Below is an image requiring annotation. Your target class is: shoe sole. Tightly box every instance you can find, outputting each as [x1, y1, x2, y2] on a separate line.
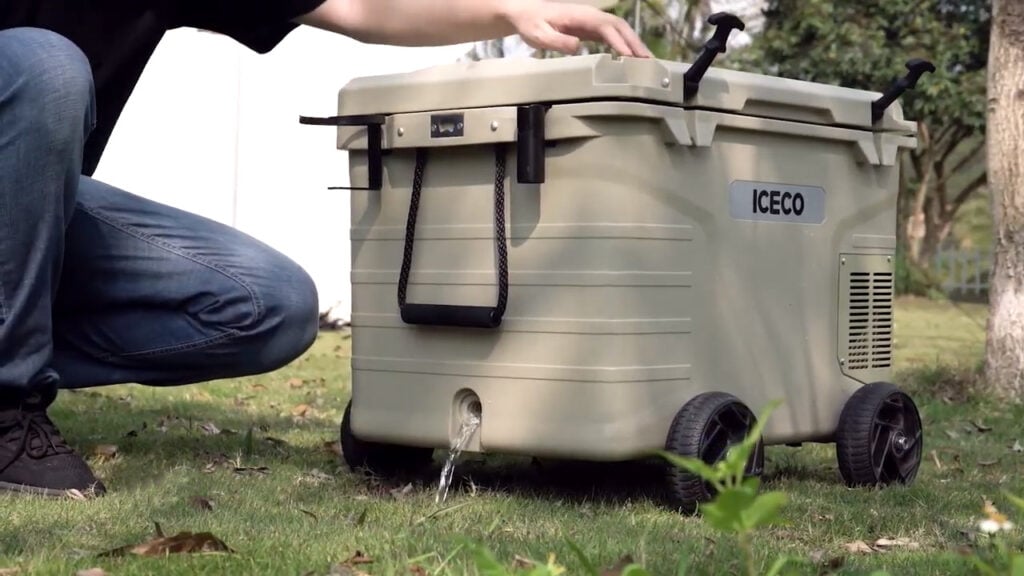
[0, 480, 104, 498]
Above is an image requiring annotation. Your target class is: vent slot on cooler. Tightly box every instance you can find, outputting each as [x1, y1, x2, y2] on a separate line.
[840, 255, 895, 382]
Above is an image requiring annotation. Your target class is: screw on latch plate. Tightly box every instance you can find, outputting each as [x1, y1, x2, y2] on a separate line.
[661, 77, 671, 88]
[397, 127, 405, 137]
[490, 121, 499, 131]
[840, 358, 846, 366]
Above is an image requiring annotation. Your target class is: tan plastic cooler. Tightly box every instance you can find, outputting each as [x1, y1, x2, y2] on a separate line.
[303, 17, 932, 511]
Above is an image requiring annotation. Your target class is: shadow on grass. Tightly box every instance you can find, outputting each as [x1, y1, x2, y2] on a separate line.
[47, 389, 346, 496]
[48, 388, 845, 507]
[346, 444, 843, 510]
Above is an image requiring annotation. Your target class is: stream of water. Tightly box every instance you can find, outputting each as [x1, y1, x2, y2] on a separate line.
[435, 412, 481, 504]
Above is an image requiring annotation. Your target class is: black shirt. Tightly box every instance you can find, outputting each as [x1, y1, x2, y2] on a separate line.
[0, 0, 327, 175]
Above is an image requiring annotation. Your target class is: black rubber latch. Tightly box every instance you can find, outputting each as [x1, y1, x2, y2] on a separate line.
[683, 12, 745, 101]
[517, 104, 547, 184]
[299, 114, 387, 191]
[871, 58, 936, 123]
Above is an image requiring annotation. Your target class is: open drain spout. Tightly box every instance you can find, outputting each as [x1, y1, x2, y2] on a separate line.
[436, 400, 482, 504]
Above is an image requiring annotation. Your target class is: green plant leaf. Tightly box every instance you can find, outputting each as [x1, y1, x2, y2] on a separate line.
[741, 492, 789, 531]
[564, 539, 599, 576]
[700, 487, 758, 533]
[1004, 492, 1024, 514]
[675, 555, 690, 576]
[659, 450, 723, 486]
[466, 542, 510, 576]
[1012, 555, 1024, 576]
[764, 556, 789, 576]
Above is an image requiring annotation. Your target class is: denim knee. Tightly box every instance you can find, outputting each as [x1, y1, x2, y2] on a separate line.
[0, 27, 96, 144]
[235, 253, 320, 373]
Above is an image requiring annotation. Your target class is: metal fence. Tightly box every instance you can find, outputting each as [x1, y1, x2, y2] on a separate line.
[932, 246, 992, 298]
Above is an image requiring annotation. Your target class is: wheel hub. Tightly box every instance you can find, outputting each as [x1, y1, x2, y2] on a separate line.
[892, 430, 910, 456]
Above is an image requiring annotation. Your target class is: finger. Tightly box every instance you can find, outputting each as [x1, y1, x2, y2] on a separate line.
[598, 22, 634, 56]
[534, 22, 583, 54]
[613, 18, 654, 57]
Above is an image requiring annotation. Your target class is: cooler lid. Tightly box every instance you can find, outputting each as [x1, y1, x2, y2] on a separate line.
[335, 53, 918, 134]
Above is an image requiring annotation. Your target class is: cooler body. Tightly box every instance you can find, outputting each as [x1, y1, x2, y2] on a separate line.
[335, 55, 916, 460]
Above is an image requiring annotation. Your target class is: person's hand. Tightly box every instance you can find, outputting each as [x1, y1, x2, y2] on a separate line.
[504, 0, 654, 58]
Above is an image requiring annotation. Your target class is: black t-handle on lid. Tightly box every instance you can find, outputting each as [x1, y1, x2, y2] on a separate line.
[871, 58, 936, 123]
[683, 12, 745, 100]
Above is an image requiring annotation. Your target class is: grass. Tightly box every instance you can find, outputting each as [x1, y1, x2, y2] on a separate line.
[2, 297, 1023, 576]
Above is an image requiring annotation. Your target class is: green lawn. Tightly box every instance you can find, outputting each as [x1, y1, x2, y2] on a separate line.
[2, 297, 1022, 576]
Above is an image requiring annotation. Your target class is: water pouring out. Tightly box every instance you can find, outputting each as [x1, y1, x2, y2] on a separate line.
[436, 398, 482, 504]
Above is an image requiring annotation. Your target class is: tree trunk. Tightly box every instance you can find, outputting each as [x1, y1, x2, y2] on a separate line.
[984, 0, 1024, 400]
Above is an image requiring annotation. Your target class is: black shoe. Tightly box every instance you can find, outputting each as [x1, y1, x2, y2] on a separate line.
[0, 389, 106, 498]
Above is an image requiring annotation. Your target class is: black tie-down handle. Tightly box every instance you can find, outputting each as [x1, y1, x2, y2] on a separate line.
[397, 146, 510, 329]
[298, 114, 385, 190]
[871, 58, 936, 123]
[684, 12, 745, 100]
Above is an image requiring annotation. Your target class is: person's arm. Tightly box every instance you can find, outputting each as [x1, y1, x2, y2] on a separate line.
[293, 0, 652, 57]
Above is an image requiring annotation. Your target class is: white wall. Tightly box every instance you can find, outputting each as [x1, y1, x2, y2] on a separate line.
[93, 27, 471, 319]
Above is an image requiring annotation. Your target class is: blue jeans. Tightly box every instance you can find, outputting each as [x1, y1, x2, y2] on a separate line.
[0, 28, 320, 399]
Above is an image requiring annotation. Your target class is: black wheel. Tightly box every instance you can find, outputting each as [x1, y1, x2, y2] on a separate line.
[836, 382, 923, 487]
[340, 401, 434, 475]
[664, 392, 764, 514]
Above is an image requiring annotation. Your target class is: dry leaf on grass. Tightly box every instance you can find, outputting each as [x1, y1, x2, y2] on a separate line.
[844, 537, 920, 554]
[978, 458, 1001, 466]
[233, 465, 270, 477]
[189, 496, 215, 511]
[972, 421, 993, 433]
[92, 445, 119, 461]
[100, 525, 234, 557]
[408, 565, 428, 576]
[872, 537, 920, 551]
[292, 404, 311, 418]
[288, 377, 305, 389]
[1012, 440, 1023, 453]
[297, 469, 333, 486]
[199, 422, 221, 436]
[75, 569, 107, 576]
[251, 383, 268, 391]
[512, 555, 535, 570]
[843, 541, 874, 554]
[0, 568, 21, 576]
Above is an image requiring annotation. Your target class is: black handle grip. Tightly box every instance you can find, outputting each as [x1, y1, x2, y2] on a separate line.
[683, 12, 745, 100]
[396, 147, 510, 329]
[871, 58, 936, 123]
[400, 304, 502, 328]
[299, 114, 386, 191]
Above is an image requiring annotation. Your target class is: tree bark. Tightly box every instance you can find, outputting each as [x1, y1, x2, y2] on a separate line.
[984, 0, 1024, 400]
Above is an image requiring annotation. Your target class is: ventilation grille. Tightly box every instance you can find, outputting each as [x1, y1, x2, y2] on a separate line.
[845, 270, 894, 370]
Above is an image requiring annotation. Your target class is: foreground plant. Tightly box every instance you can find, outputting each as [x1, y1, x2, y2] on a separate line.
[660, 399, 789, 576]
[969, 494, 1024, 576]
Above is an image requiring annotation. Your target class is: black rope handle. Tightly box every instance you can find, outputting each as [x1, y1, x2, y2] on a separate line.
[397, 145, 509, 328]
